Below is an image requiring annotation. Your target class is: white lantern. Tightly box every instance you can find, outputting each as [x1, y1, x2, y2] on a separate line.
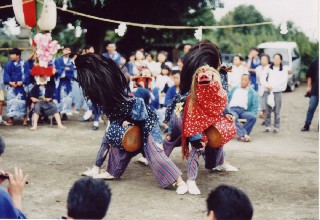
[37, 0, 57, 31]
[12, 0, 27, 28]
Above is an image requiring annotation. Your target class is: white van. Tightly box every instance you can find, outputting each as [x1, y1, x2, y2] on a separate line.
[258, 41, 301, 91]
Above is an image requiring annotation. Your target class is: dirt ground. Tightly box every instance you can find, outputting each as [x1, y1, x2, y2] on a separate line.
[0, 85, 318, 220]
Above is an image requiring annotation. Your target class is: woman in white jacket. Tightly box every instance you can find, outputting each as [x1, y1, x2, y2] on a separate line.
[260, 53, 288, 133]
[256, 54, 270, 119]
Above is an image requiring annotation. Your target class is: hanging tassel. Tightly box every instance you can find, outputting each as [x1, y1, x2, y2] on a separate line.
[194, 26, 203, 41]
[115, 22, 127, 37]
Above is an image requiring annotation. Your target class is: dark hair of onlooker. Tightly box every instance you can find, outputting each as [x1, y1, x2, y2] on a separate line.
[67, 177, 111, 220]
[180, 39, 221, 94]
[161, 65, 172, 75]
[250, 47, 260, 54]
[207, 185, 253, 220]
[9, 48, 22, 56]
[84, 45, 94, 51]
[0, 136, 5, 156]
[145, 52, 154, 60]
[259, 53, 271, 64]
[233, 55, 244, 61]
[270, 53, 283, 71]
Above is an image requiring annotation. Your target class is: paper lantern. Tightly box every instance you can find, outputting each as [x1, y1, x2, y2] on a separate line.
[37, 0, 57, 31]
[12, 0, 36, 29]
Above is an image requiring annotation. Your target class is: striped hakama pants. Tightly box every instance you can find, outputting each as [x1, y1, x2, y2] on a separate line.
[163, 113, 225, 180]
[106, 135, 182, 188]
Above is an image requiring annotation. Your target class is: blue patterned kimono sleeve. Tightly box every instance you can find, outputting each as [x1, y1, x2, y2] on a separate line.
[131, 97, 148, 121]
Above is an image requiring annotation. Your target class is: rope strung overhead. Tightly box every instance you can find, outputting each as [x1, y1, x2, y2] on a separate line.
[0, 1, 273, 30]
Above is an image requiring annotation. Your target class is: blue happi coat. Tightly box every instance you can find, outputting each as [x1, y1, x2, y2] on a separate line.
[3, 59, 29, 118]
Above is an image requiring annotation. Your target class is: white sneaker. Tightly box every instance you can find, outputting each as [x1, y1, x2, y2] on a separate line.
[94, 170, 114, 180]
[213, 163, 238, 172]
[187, 180, 201, 195]
[265, 127, 271, 132]
[138, 157, 149, 166]
[66, 112, 73, 116]
[273, 128, 279, 133]
[176, 181, 188, 195]
[81, 166, 100, 177]
[83, 110, 93, 121]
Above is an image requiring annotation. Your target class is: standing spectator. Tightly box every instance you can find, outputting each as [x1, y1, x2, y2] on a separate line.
[0, 136, 28, 219]
[228, 55, 249, 90]
[54, 45, 75, 120]
[301, 57, 319, 131]
[102, 42, 121, 65]
[0, 65, 6, 124]
[132, 50, 146, 75]
[64, 177, 111, 219]
[246, 47, 261, 91]
[144, 52, 157, 75]
[228, 74, 258, 142]
[261, 53, 288, 133]
[205, 185, 253, 220]
[164, 68, 180, 106]
[255, 54, 270, 119]
[3, 48, 29, 126]
[181, 43, 192, 61]
[126, 52, 136, 76]
[154, 51, 173, 76]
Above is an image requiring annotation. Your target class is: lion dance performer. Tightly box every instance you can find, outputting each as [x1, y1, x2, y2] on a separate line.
[75, 54, 188, 194]
[163, 40, 237, 195]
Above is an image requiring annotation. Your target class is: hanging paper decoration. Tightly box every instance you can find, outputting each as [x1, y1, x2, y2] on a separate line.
[2, 18, 21, 36]
[115, 22, 127, 37]
[280, 21, 288, 35]
[37, 0, 57, 31]
[33, 33, 60, 68]
[12, 0, 37, 29]
[62, 0, 68, 10]
[75, 25, 82, 37]
[194, 26, 202, 41]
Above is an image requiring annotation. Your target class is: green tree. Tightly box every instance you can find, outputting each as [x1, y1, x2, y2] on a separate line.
[211, 4, 318, 70]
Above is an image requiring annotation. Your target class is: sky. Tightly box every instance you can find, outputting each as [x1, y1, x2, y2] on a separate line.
[214, 0, 319, 41]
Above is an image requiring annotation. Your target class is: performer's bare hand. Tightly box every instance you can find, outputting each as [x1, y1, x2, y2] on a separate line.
[122, 120, 130, 127]
[16, 81, 23, 87]
[8, 167, 28, 210]
[225, 114, 235, 122]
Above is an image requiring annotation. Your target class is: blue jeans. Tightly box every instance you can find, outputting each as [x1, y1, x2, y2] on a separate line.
[305, 96, 319, 126]
[89, 105, 101, 122]
[230, 107, 257, 137]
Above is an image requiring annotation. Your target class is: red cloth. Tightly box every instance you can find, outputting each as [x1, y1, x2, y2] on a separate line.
[23, 0, 36, 28]
[31, 66, 54, 77]
[182, 82, 236, 158]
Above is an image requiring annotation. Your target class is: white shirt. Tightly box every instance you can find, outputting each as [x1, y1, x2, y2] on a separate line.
[228, 65, 249, 89]
[261, 65, 288, 92]
[229, 87, 249, 110]
[255, 65, 269, 95]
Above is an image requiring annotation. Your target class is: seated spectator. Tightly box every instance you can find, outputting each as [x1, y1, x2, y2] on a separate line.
[228, 55, 249, 90]
[0, 65, 6, 125]
[0, 136, 28, 219]
[228, 74, 258, 142]
[64, 177, 111, 219]
[164, 67, 180, 106]
[206, 185, 253, 220]
[29, 75, 66, 131]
